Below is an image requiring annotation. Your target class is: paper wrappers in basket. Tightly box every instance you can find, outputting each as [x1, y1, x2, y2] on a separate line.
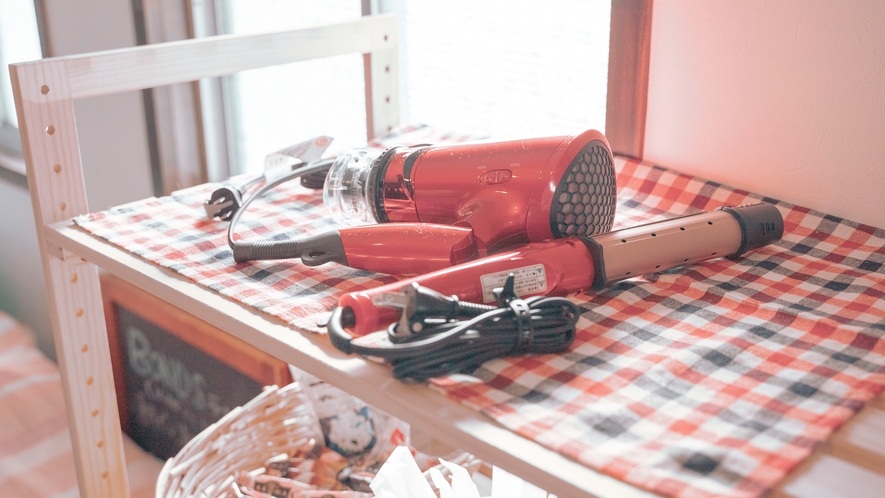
[155, 383, 319, 498]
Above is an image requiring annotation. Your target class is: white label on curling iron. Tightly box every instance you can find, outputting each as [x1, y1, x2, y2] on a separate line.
[480, 264, 547, 303]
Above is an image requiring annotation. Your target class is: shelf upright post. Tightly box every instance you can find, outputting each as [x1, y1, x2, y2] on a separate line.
[364, 15, 400, 139]
[11, 59, 131, 498]
[9, 15, 398, 498]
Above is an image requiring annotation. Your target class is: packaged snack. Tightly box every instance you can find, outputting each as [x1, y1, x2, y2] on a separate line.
[236, 471, 312, 498]
[294, 491, 372, 497]
[299, 372, 377, 458]
[240, 488, 274, 498]
[336, 466, 375, 493]
[310, 447, 350, 489]
[288, 366, 414, 469]
[265, 453, 293, 477]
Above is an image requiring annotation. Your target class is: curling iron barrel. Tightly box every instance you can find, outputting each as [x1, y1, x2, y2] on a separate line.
[333, 203, 785, 337]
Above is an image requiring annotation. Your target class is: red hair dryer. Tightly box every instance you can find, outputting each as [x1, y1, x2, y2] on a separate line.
[232, 130, 617, 274]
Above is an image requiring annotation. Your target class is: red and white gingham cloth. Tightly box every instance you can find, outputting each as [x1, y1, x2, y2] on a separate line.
[75, 126, 885, 498]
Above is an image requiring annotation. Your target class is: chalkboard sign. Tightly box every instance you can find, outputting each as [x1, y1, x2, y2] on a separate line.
[101, 275, 292, 460]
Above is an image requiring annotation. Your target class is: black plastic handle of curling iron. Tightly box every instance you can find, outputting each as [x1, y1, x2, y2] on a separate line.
[717, 203, 785, 258]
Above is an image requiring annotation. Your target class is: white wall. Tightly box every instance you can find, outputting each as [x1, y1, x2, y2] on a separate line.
[0, 177, 54, 356]
[42, 0, 155, 210]
[644, 0, 885, 228]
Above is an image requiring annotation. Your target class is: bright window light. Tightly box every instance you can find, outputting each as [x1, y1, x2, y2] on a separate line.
[223, 0, 365, 174]
[222, 0, 610, 174]
[390, 0, 610, 140]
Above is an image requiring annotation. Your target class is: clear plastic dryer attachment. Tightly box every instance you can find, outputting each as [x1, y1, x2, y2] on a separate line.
[323, 148, 382, 226]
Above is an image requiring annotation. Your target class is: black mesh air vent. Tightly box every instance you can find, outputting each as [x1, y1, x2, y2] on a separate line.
[550, 140, 617, 238]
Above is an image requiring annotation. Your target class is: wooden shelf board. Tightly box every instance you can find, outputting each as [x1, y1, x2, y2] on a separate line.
[44, 218, 885, 498]
[45, 220, 655, 498]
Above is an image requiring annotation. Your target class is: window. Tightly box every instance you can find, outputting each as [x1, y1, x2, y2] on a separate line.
[387, 0, 610, 140]
[214, 0, 612, 175]
[0, 0, 42, 168]
[218, 0, 366, 174]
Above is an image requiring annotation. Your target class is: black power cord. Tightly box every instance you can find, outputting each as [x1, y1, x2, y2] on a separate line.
[327, 292, 580, 381]
[226, 160, 338, 263]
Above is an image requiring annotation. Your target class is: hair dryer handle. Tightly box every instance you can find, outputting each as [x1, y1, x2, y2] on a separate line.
[339, 223, 479, 276]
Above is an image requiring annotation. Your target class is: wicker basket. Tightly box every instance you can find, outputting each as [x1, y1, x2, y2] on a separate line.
[155, 383, 320, 498]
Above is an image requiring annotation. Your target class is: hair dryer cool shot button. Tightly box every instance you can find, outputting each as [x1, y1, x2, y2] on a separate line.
[480, 169, 513, 185]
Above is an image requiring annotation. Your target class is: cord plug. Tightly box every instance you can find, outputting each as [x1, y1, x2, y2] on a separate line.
[373, 282, 493, 343]
[493, 274, 519, 306]
[204, 186, 243, 220]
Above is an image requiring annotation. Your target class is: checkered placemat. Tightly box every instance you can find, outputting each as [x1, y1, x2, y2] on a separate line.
[75, 129, 885, 498]
[76, 125, 485, 333]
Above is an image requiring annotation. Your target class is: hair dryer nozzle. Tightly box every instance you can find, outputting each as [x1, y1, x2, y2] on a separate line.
[323, 148, 386, 226]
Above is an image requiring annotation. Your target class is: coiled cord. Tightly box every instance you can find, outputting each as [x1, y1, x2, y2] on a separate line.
[327, 296, 580, 380]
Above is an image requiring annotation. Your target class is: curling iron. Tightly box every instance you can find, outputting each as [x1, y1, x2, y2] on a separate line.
[227, 130, 618, 275]
[325, 203, 784, 379]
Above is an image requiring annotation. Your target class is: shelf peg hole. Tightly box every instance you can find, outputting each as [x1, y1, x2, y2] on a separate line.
[70, 273, 78, 283]
[75, 308, 84, 317]
[708, 221, 713, 225]
[385, 65, 390, 72]
[655, 265, 661, 269]
[41, 85, 50, 94]
[53, 164, 62, 174]
[81, 344, 89, 353]
[86, 376, 94, 386]
[651, 233, 656, 237]
[621, 239, 627, 243]
[101, 471, 108, 479]
[384, 34, 388, 41]
[712, 252, 717, 256]
[91, 409, 99, 417]
[45, 125, 55, 135]
[96, 440, 104, 448]
[625, 271, 632, 276]
[680, 227, 685, 231]
[59, 202, 66, 211]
